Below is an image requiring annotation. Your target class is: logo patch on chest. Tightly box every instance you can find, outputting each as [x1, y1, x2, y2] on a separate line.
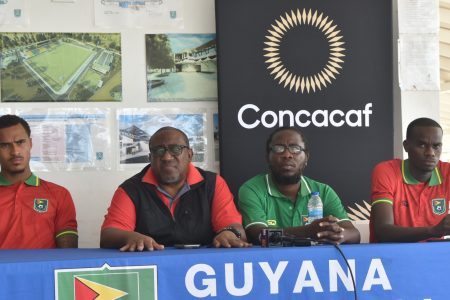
[34, 198, 48, 213]
[431, 198, 446, 215]
[267, 220, 277, 226]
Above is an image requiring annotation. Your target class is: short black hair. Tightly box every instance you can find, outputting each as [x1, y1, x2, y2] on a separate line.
[148, 126, 190, 150]
[266, 126, 308, 154]
[406, 118, 442, 140]
[0, 114, 31, 137]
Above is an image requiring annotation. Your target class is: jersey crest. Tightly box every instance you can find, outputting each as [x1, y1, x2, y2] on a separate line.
[431, 198, 446, 215]
[34, 198, 48, 213]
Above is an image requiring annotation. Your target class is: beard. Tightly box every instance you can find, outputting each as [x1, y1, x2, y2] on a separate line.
[270, 167, 301, 185]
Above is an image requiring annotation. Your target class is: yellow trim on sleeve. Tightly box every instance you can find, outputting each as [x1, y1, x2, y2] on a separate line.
[372, 199, 393, 206]
[55, 230, 78, 239]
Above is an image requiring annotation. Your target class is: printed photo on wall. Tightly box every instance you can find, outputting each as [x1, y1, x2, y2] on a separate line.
[146, 34, 217, 102]
[0, 32, 122, 102]
[117, 108, 207, 167]
[15, 107, 112, 171]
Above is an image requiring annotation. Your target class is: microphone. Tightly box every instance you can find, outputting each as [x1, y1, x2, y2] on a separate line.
[260, 228, 317, 247]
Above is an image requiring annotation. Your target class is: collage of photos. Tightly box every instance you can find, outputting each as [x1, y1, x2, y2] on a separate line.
[0, 30, 219, 171]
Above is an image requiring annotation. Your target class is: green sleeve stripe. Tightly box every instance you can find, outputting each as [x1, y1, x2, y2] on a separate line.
[55, 230, 78, 239]
[245, 221, 268, 229]
[372, 199, 393, 205]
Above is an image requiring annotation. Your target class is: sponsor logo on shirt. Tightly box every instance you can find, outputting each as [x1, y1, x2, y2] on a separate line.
[302, 215, 309, 225]
[267, 220, 277, 226]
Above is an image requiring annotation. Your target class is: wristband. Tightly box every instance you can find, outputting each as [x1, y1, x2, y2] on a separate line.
[216, 226, 241, 239]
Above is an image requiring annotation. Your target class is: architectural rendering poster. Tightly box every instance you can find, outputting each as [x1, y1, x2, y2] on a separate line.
[146, 34, 217, 102]
[16, 108, 111, 171]
[0, 32, 122, 102]
[0, 0, 29, 26]
[94, 0, 183, 29]
[118, 108, 206, 167]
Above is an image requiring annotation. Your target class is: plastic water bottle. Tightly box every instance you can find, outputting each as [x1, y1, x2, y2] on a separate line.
[307, 192, 323, 224]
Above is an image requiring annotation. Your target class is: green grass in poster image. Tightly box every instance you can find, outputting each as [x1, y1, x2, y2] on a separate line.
[0, 32, 122, 102]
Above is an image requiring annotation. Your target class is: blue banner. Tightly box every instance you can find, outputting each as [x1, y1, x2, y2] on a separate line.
[0, 243, 449, 299]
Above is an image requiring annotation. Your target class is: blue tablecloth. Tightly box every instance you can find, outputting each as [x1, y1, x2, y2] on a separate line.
[1, 242, 449, 299]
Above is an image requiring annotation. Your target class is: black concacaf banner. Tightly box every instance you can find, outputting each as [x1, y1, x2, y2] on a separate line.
[216, 0, 392, 215]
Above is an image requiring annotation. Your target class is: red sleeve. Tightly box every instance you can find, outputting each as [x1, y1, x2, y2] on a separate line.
[101, 187, 136, 231]
[55, 187, 77, 233]
[371, 161, 396, 203]
[211, 175, 242, 232]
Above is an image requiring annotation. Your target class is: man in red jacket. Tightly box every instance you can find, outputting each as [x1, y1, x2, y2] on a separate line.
[101, 126, 250, 251]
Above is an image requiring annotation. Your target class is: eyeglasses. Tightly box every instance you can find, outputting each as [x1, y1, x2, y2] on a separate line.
[150, 144, 189, 157]
[270, 144, 305, 154]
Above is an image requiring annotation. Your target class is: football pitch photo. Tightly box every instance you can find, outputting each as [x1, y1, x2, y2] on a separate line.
[0, 32, 122, 102]
[26, 43, 94, 92]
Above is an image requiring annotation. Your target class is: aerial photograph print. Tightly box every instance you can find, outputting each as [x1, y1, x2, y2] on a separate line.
[0, 32, 122, 102]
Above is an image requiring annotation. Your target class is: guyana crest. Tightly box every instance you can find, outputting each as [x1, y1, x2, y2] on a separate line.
[431, 198, 446, 215]
[34, 199, 48, 213]
[55, 263, 157, 300]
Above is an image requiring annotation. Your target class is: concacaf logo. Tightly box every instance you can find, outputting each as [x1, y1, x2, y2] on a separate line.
[264, 9, 345, 94]
[55, 263, 157, 300]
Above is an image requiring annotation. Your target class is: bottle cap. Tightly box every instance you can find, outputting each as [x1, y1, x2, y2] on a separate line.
[311, 191, 320, 196]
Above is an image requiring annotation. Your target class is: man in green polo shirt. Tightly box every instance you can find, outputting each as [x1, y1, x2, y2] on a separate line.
[238, 127, 360, 245]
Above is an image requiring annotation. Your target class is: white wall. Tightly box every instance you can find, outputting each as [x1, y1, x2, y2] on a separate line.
[393, 0, 440, 158]
[0, 0, 218, 247]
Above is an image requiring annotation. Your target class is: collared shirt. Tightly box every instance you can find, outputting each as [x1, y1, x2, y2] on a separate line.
[102, 163, 242, 233]
[370, 159, 450, 242]
[157, 182, 190, 205]
[238, 173, 350, 229]
[0, 173, 77, 249]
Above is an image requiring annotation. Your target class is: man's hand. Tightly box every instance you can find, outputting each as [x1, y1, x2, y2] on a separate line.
[212, 230, 251, 248]
[431, 215, 450, 238]
[119, 231, 165, 252]
[308, 216, 345, 244]
[100, 228, 164, 251]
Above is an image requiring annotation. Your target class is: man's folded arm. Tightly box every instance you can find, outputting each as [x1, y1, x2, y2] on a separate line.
[371, 200, 443, 242]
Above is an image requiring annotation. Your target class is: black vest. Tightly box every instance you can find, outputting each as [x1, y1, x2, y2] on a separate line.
[120, 165, 216, 246]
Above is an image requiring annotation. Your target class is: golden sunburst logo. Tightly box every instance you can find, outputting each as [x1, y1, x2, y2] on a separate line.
[264, 9, 345, 94]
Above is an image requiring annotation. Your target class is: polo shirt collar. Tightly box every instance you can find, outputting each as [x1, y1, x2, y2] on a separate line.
[402, 159, 442, 186]
[0, 173, 40, 186]
[265, 174, 312, 198]
[142, 163, 204, 186]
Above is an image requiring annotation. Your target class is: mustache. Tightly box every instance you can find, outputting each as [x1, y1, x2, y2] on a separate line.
[10, 155, 23, 160]
[160, 161, 177, 166]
